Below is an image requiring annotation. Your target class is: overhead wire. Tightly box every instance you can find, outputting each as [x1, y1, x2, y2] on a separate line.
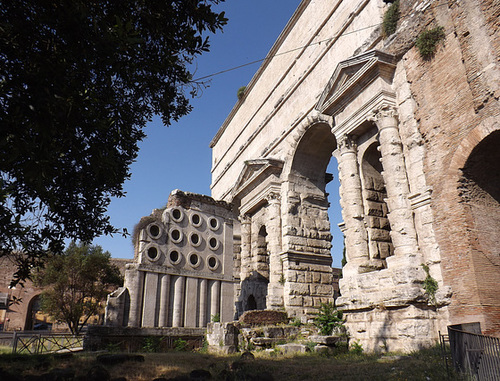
[187, 1, 453, 84]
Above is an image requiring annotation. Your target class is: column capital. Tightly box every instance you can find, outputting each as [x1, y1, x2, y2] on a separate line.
[267, 191, 281, 203]
[369, 105, 399, 129]
[338, 135, 358, 154]
[239, 214, 251, 224]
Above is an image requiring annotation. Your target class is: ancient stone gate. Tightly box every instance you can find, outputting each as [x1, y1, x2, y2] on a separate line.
[210, 0, 500, 352]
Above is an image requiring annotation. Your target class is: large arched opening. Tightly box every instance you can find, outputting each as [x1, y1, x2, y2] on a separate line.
[459, 130, 500, 335]
[287, 121, 340, 264]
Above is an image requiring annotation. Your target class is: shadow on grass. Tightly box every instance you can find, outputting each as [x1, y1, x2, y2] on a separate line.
[0, 345, 457, 381]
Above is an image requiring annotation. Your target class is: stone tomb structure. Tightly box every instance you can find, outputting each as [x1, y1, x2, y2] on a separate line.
[210, 0, 500, 352]
[106, 190, 235, 328]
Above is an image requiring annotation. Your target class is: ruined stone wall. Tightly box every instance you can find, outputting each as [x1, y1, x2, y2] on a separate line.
[394, 0, 500, 336]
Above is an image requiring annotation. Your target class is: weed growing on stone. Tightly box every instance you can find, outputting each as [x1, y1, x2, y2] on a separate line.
[422, 263, 439, 305]
[382, 0, 400, 37]
[416, 26, 446, 60]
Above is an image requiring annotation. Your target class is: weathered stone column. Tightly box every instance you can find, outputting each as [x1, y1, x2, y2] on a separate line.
[371, 106, 420, 258]
[266, 192, 284, 309]
[126, 267, 144, 327]
[172, 275, 185, 327]
[199, 278, 208, 327]
[239, 215, 252, 280]
[210, 280, 221, 319]
[158, 274, 171, 327]
[336, 135, 369, 274]
[142, 272, 159, 327]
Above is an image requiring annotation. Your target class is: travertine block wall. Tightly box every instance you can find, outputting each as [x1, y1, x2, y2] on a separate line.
[106, 190, 235, 328]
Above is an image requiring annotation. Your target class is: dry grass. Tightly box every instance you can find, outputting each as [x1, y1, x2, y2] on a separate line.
[0, 345, 456, 380]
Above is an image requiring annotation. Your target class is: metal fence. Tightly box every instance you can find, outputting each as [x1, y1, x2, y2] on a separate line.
[12, 332, 84, 354]
[448, 326, 500, 380]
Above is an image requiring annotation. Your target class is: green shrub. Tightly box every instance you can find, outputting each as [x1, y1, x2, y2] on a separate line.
[142, 336, 163, 353]
[313, 302, 345, 336]
[415, 26, 445, 60]
[382, 0, 400, 37]
[422, 263, 439, 305]
[237, 86, 246, 100]
[211, 313, 220, 323]
[290, 317, 302, 327]
[350, 340, 363, 355]
[173, 338, 188, 352]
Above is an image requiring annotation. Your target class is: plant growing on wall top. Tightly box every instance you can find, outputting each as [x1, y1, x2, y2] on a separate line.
[416, 26, 446, 60]
[382, 0, 400, 37]
[237, 86, 246, 100]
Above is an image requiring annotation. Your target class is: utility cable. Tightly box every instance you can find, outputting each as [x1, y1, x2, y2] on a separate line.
[187, 1, 454, 84]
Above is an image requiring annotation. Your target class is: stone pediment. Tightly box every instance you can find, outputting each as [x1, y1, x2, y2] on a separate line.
[231, 158, 284, 201]
[316, 50, 397, 117]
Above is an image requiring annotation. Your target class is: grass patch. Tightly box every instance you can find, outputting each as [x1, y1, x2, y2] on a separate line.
[0, 345, 456, 380]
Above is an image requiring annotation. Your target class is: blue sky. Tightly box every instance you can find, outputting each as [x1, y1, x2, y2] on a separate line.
[93, 0, 344, 268]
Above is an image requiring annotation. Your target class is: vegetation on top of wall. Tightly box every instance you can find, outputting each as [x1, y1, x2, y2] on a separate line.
[382, 0, 400, 37]
[237, 86, 246, 100]
[415, 26, 446, 60]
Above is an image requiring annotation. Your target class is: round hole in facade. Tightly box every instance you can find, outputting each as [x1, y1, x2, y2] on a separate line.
[191, 213, 202, 227]
[207, 256, 218, 271]
[147, 246, 158, 261]
[171, 208, 183, 222]
[148, 224, 161, 239]
[190, 233, 201, 246]
[209, 237, 219, 250]
[169, 250, 181, 265]
[209, 217, 219, 230]
[189, 253, 200, 268]
[170, 229, 182, 243]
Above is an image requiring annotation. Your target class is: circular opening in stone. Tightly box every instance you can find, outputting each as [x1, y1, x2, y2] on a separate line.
[149, 224, 160, 238]
[169, 250, 180, 264]
[207, 256, 218, 270]
[170, 229, 182, 243]
[191, 213, 201, 226]
[209, 217, 219, 230]
[189, 253, 200, 267]
[171, 208, 183, 222]
[190, 233, 200, 246]
[147, 246, 158, 261]
[209, 237, 219, 250]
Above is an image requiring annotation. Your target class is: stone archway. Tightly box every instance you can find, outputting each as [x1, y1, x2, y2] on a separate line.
[458, 130, 500, 335]
[24, 294, 42, 330]
[279, 119, 337, 316]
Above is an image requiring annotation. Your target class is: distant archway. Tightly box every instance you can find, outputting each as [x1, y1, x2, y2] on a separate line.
[247, 295, 257, 311]
[24, 294, 42, 330]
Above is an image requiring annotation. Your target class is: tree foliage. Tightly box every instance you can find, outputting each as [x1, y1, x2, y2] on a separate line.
[0, 0, 227, 282]
[36, 242, 123, 335]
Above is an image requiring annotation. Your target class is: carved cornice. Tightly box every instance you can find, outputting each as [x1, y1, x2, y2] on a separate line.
[231, 158, 284, 201]
[316, 49, 397, 117]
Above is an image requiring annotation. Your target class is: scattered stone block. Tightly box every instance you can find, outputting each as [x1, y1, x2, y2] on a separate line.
[238, 310, 288, 326]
